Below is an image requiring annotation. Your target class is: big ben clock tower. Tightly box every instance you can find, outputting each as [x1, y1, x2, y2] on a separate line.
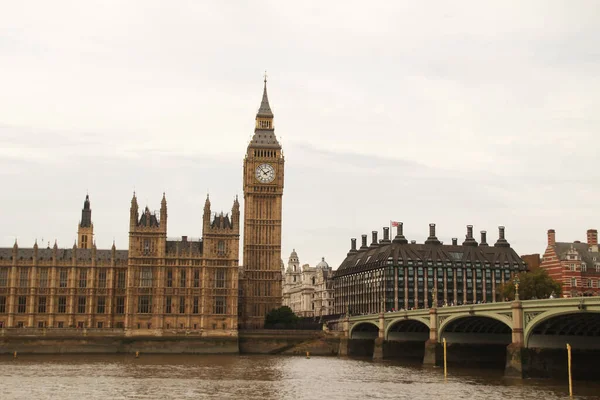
[241, 76, 285, 329]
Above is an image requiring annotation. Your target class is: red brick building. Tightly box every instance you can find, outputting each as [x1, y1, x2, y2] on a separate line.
[540, 229, 600, 297]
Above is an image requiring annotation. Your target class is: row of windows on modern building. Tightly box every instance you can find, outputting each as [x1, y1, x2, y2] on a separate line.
[334, 266, 518, 314]
[0, 268, 228, 289]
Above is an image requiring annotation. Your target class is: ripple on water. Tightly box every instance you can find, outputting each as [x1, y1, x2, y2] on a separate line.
[0, 355, 599, 400]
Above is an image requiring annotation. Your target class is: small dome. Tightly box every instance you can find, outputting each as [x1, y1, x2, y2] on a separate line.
[316, 257, 329, 269]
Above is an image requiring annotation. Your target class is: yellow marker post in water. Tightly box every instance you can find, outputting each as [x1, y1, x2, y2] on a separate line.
[566, 343, 573, 397]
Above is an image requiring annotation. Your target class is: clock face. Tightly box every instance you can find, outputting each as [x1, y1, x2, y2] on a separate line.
[255, 163, 275, 183]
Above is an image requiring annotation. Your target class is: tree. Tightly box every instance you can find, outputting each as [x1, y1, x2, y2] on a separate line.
[264, 306, 299, 328]
[498, 268, 562, 301]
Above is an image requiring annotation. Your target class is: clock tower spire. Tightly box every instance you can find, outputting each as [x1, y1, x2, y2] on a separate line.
[241, 76, 285, 329]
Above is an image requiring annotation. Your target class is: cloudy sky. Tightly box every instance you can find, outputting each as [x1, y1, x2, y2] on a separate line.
[1, 1, 598, 268]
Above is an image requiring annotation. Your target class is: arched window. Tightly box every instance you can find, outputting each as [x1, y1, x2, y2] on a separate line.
[311, 277, 315, 285]
[218, 240, 225, 254]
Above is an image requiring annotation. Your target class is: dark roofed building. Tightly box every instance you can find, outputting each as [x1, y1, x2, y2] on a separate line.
[333, 223, 527, 314]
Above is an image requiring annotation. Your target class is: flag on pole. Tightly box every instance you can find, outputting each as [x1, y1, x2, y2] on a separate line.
[391, 221, 400, 227]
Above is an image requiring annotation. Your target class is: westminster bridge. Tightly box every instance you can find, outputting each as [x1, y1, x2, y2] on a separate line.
[330, 297, 600, 379]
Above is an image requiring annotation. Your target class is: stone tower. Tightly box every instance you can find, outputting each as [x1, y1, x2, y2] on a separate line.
[126, 192, 168, 328]
[77, 194, 94, 249]
[241, 77, 285, 329]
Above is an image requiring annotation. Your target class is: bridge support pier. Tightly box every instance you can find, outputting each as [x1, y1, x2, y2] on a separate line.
[423, 339, 441, 366]
[373, 337, 384, 360]
[338, 337, 349, 357]
[505, 299, 525, 378]
[505, 343, 525, 378]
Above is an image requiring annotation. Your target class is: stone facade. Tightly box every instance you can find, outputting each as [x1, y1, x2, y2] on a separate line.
[282, 250, 334, 317]
[0, 192, 240, 334]
[0, 79, 283, 332]
[240, 79, 285, 329]
[539, 229, 600, 297]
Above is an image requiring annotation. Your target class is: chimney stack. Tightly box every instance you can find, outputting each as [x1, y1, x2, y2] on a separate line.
[393, 222, 408, 244]
[425, 223, 441, 245]
[348, 238, 358, 256]
[494, 226, 510, 247]
[480, 231, 488, 246]
[360, 234, 368, 250]
[587, 229, 598, 246]
[547, 229, 556, 246]
[452, 238, 458, 246]
[371, 231, 378, 246]
[462, 225, 478, 246]
[382, 227, 390, 242]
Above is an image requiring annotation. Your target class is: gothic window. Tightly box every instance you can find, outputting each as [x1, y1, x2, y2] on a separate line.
[98, 270, 107, 288]
[193, 269, 200, 288]
[215, 269, 226, 288]
[165, 296, 172, 313]
[180, 269, 186, 288]
[38, 296, 47, 313]
[115, 297, 125, 314]
[60, 269, 68, 288]
[19, 268, 29, 287]
[79, 269, 87, 288]
[166, 268, 173, 287]
[143, 239, 150, 255]
[193, 297, 199, 314]
[179, 297, 185, 314]
[218, 240, 225, 255]
[141, 267, 152, 287]
[0, 269, 8, 287]
[38, 269, 48, 288]
[214, 296, 225, 314]
[97, 297, 106, 314]
[0, 296, 5, 313]
[311, 277, 315, 285]
[78, 296, 86, 313]
[116, 270, 126, 289]
[17, 296, 26, 313]
[81, 235, 88, 248]
[58, 296, 67, 313]
[138, 296, 151, 313]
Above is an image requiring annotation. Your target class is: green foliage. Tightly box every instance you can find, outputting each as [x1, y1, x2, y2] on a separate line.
[498, 269, 562, 301]
[264, 306, 299, 328]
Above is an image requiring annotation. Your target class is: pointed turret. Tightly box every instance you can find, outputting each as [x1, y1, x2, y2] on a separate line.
[80, 194, 92, 228]
[250, 75, 280, 149]
[256, 77, 273, 118]
[78, 193, 94, 249]
[232, 195, 240, 231]
[130, 192, 139, 230]
[160, 192, 168, 227]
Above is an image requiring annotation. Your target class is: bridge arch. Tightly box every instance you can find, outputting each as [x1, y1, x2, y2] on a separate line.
[439, 313, 512, 345]
[525, 310, 600, 349]
[385, 318, 430, 341]
[349, 322, 379, 339]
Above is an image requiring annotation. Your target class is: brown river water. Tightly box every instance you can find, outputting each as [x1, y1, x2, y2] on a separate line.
[0, 354, 599, 400]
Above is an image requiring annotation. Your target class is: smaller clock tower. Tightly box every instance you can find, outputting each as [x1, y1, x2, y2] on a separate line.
[241, 76, 285, 329]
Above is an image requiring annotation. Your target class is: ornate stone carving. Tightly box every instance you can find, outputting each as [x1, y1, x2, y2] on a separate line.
[524, 312, 541, 326]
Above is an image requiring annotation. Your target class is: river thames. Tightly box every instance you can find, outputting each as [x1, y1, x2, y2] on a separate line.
[1, 354, 598, 400]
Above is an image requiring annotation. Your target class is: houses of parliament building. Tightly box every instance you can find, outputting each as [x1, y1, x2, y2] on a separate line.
[0, 79, 284, 332]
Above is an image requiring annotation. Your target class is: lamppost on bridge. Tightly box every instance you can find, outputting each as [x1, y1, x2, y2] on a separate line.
[513, 276, 520, 301]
